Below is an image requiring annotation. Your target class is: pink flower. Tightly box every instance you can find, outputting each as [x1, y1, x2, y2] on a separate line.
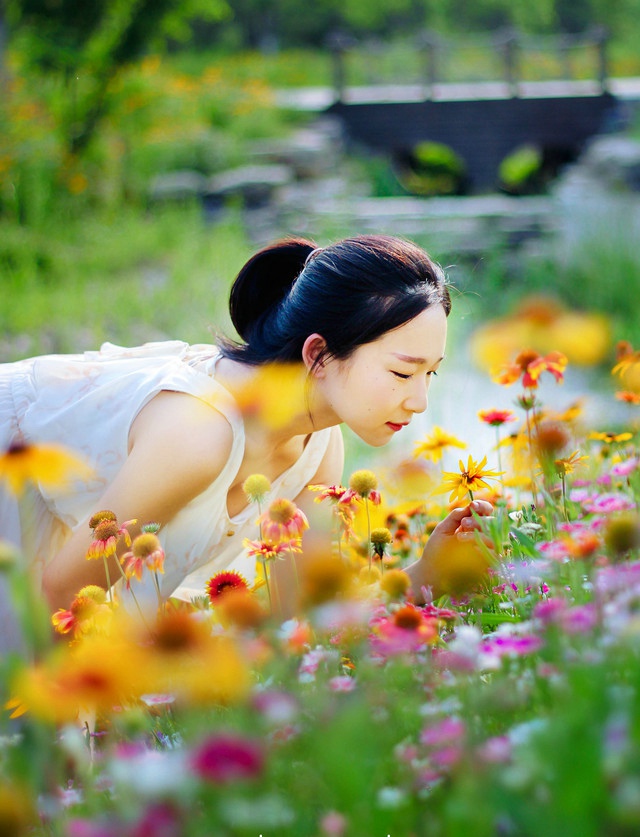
[190, 735, 264, 784]
[259, 498, 309, 543]
[420, 717, 466, 748]
[329, 675, 356, 693]
[611, 458, 639, 477]
[131, 803, 182, 837]
[320, 811, 348, 837]
[476, 735, 512, 764]
[582, 493, 635, 514]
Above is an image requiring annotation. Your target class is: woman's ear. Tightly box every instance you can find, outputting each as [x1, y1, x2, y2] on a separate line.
[302, 333, 328, 376]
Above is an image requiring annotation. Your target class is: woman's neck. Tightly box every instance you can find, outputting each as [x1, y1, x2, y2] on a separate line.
[215, 356, 339, 448]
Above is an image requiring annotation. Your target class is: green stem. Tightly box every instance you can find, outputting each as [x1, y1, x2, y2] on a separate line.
[365, 498, 372, 573]
[261, 556, 272, 614]
[495, 427, 504, 489]
[102, 555, 113, 604]
[114, 558, 151, 631]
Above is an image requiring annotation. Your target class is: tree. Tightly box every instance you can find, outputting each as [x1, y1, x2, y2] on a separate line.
[6, 0, 228, 155]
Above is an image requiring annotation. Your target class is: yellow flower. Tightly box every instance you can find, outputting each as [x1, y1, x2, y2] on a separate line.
[439, 455, 502, 503]
[379, 568, 411, 599]
[554, 450, 588, 476]
[413, 427, 467, 463]
[588, 431, 633, 444]
[0, 441, 92, 497]
[348, 469, 378, 498]
[242, 474, 271, 504]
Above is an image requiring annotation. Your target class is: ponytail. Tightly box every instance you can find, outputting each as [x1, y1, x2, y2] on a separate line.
[228, 237, 316, 342]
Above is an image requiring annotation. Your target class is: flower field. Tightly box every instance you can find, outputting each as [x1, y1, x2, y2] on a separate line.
[1, 340, 640, 837]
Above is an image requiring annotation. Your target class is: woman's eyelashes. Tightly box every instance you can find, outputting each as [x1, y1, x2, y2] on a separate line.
[391, 370, 439, 380]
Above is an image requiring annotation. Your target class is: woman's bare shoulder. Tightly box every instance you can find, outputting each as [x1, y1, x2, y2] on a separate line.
[129, 390, 235, 486]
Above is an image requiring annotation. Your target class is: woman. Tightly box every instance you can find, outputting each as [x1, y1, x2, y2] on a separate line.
[0, 234, 491, 631]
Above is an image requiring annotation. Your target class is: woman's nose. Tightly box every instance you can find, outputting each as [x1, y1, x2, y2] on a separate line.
[404, 378, 429, 414]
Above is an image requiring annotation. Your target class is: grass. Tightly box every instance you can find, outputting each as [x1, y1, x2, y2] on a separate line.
[0, 205, 253, 362]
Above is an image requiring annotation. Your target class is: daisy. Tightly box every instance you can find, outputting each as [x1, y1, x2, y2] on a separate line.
[440, 455, 502, 503]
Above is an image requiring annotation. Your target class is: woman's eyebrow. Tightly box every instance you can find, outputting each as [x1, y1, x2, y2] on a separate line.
[391, 353, 445, 365]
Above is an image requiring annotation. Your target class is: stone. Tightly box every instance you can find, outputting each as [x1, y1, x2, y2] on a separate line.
[579, 136, 640, 191]
[203, 164, 294, 210]
[148, 170, 207, 203]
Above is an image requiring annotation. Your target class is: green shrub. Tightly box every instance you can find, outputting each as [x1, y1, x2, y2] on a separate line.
[499, 144, 543, 194]
[396, 141, 467, 196]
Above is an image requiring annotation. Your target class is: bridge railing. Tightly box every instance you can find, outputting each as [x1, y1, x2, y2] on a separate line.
[327, 27, 610, 101]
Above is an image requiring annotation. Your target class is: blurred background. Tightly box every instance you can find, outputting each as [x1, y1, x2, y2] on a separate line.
[1, 0, 639, 465]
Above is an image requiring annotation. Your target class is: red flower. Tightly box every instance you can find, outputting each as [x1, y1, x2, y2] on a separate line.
[190, 734, 264, 783]
[478, 409, 517, 427]
[206, 570, 250, 603]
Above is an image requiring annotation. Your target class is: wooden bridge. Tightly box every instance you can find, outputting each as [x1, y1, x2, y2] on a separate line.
[292, 29, 628, 192]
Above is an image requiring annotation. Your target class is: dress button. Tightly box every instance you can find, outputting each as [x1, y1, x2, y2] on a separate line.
[226, 529, 235, 537]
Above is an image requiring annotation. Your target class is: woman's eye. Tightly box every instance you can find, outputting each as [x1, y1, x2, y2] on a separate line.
[392, 371, 412, 380]
[427, 370, 439, 377]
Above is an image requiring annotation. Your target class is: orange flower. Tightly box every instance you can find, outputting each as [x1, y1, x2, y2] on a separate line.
[615, 391, 640, 404]
[121, 531, 165, 583]
[86, 516, 136, 561]
[308, 483, 359, 540]
[244, 538, 299, 563]
[51, 585, 110, 638]
[0, 441, 92, 497]
[492, 349, 568, 389]
[439, 455, 502, 503]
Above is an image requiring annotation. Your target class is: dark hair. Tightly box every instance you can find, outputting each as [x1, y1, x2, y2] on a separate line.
[218, 234, 451, 366]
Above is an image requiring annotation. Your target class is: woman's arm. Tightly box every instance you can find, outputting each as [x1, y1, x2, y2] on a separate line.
[41, 391, 234, 612]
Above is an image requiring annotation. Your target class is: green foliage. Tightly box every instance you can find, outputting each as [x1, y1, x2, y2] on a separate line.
[6, 0, 228, 155]
[398, 141, 467, 196]
[499, 144, 543, 194]
[0, 208, 251, 360]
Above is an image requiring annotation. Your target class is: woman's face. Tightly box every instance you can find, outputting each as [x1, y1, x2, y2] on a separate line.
[317, 305, 448, 447]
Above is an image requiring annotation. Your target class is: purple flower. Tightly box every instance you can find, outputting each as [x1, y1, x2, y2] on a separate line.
[481, 634, 543, 657]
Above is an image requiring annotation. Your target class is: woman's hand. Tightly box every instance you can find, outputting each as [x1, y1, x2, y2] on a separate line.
[405, 500, 494, 602]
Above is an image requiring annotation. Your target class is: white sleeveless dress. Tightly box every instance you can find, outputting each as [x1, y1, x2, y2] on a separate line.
[0, 341, 332, 646]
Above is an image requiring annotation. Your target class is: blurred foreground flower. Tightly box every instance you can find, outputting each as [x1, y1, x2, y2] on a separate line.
[234, 362, 308, 430]
[471, 295, 610, 369]
[423, 538, 492, 598]
[413, 426, 467, 463]
[190, 734, 264, 783]
[612, 340, 640, 394]
[0, 441, 92, 496]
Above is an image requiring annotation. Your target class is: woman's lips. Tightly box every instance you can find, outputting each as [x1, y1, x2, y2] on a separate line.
[386, 422, 408, 432]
